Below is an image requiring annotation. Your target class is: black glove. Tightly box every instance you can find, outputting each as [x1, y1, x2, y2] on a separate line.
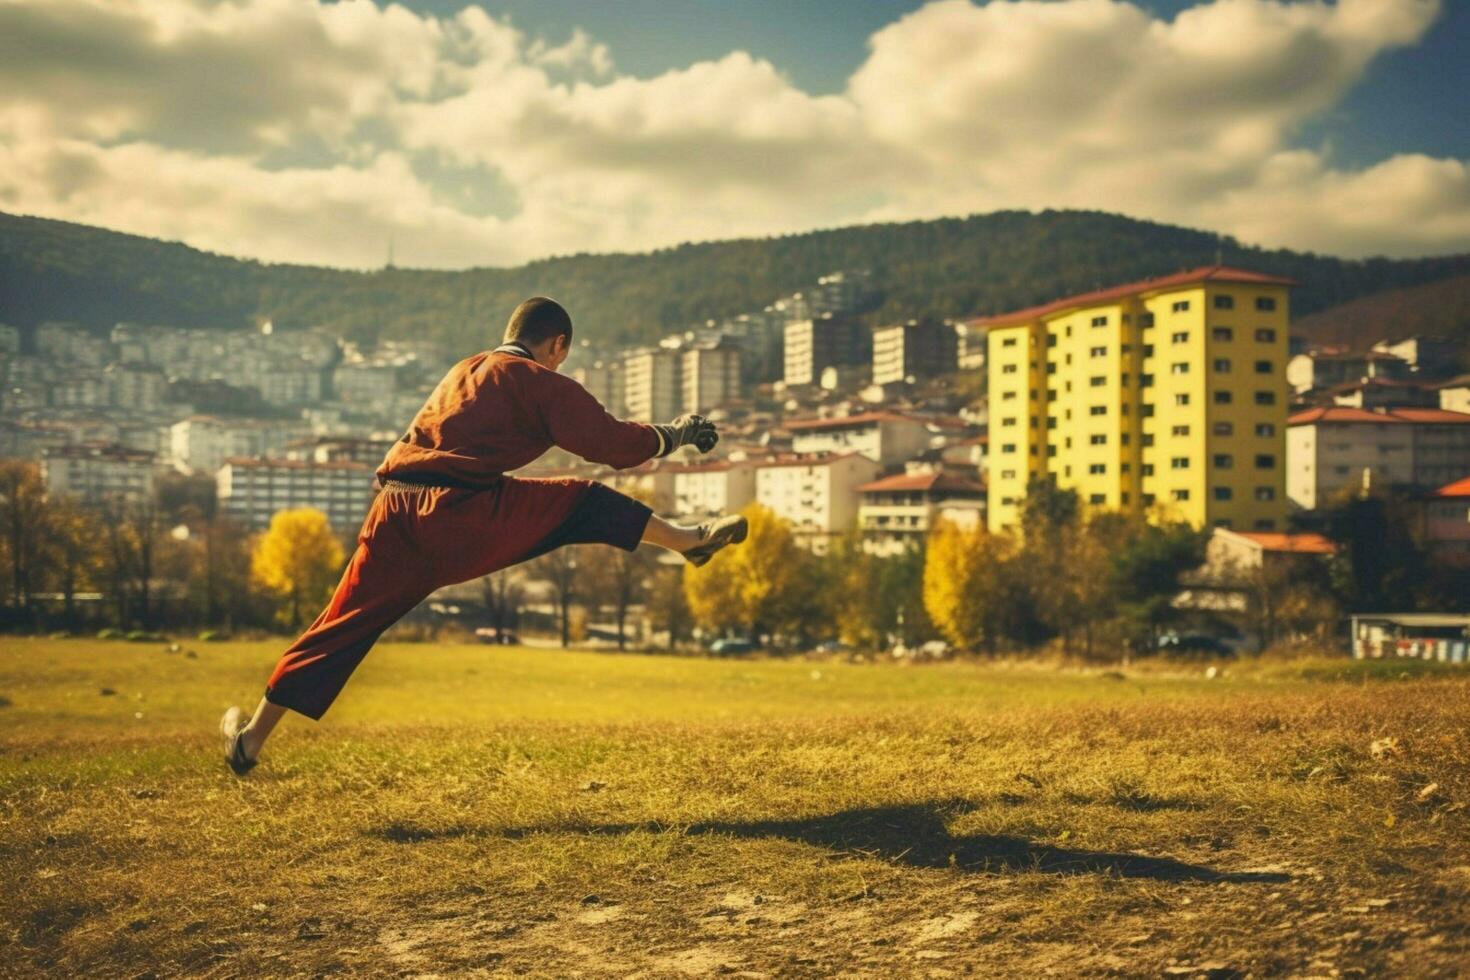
[653, 413, 719, 456]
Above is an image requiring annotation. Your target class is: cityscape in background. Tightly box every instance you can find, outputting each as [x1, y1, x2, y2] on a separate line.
[2, 260, 1468, 645]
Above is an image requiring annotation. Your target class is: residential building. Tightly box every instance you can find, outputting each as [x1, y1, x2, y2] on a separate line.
[1285, 349, 1408, 394]
[1439, 375, 1470, 415]
[955, 322, 987, 371]
[217, 458, 376, 532]
[284, 436, 396, 466]
[333, 363, 399, 406]
[857, 468, 986, 555]
[980, 266, 1294, 532]
[787, 412, 936, 466]
[784, 314, 870, 387]
[805, 270, 874, 317]
[36, 322, 110, 366]
[681, 342, 742, 414]
[622, 348, 681, 422]
[573, 360, 626, 415]
[872, 319, 959, 386]
[50, 371, 110, 408]
[667, 459, 758, 519]
[1372, 335, 1459, 377]
[105, 363, 168, 409]
[1202, 527, 1336, 575]
[1420, 476, 1470, 566]
[41, 443, 159, 503]
[169, 416, 309, 475]
[754, 452, 882, 552]
[259, 369, 325, 407]
[1327, 377, 1439, 409]
[1286, 406, 1470, 509]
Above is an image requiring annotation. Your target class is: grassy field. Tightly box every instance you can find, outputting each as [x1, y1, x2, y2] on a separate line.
[1, 638, 1468, 978]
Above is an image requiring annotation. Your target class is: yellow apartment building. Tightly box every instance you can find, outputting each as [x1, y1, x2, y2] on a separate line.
[980, 266, 1294, 533]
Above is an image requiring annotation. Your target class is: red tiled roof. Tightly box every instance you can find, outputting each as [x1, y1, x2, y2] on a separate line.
[857, 471, 986, 494]
[1433, 476, 1470, 499]
[969, 266, 1298, 327]
[784, 411, 916, 431]
[1233, 532, 1337, 555]
[1288, 407, 1470, 426]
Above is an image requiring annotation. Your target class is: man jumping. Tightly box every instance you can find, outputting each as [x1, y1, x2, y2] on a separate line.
[219, 297, 748, 774]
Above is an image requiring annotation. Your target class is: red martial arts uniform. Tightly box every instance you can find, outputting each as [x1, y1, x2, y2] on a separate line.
[264, 344, 661, 719]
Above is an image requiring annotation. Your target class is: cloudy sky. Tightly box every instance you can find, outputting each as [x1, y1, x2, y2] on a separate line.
[1, 0, 1466, 268]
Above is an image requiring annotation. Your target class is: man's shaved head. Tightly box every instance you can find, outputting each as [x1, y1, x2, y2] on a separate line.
[505, 297, 573, 347]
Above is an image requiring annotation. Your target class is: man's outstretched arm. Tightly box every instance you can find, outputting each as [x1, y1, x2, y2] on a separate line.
[537, 372, 717, 469]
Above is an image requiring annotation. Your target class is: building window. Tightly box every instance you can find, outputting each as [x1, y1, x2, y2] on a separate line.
[1171, 362, 1190, 374]
[1091, 315, 1108, 327]
[1255, 454, 1275, 469]
[1214, 390, 1232, 404]
[1090, 346, 1107, 357]
[1002, 391, 1016, 400]
[1255, 297, 1276, 311]
[1214, 486, 1233, 500]
[1143, 493, 1156, 505]
[1090, 376, 1106, 387]
[1001, 469, 1016, 479]
[1089, 493, 1106, 504]
[1121, 463, 1131, 473]
[1141, 404, 1155, 417]
[1172, 488, 1190, 501]
[1002, 336, 1019, 348]
[1046, 363, 1056, 375]
[1002, 443, 1016, 454]
[1255, 391, 1276, 405]
[1213, 422, 1234, 436]
[1171, 457, 1190, 469]
[1089, 463, 1106, 475]
[1171, 331, 1189, 343]
[1171, 424, 1190, 436]
[1001, 417, 1016, 426]
[1253, 518, 1276, 530]
[1255, 360, 1273, 374]
[1090, 405, 1107, 416]
[1255, 328, 1276, 342]
[1175, 393, 1190, 406]
[1047, 417, 1057, 429]
[1090, 434, 1107, 445]
[1255, 423, 1275, 437]
[1213, 358, 1231, 373]
[1141, 434, 1154, 447]
[1213, 454, 1233, 468]
[1212, 327, 1233, 341]
[1172, 300, 1191, 313]
[1141, 373, 1154, 387]
[1121, 433, 1131, 445]
[1255, 487, 1276, 501]
[1140, 313, 1155, 328]
[1121, 373, 1130, 387]
[1142, 464, 1155, 476]
[1214, 296, 1235, 310]
[1002, 364, 1017, 374]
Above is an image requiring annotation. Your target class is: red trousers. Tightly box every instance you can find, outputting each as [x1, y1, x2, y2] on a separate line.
[264, 477, 651, 719]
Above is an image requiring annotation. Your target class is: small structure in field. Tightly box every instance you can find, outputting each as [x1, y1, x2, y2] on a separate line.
[1351, 613, 1470, 662]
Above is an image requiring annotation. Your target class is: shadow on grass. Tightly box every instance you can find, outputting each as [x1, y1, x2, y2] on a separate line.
[378, 802, 1289, 884]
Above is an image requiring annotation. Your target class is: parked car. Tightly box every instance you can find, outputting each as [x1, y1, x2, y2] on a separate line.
[709, 637, 757, 657]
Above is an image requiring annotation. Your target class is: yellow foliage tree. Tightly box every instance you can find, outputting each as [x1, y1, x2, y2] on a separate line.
[250, 509, 346, 630]
[684, 504, 803, 639]
[923, 519, 1014, 651]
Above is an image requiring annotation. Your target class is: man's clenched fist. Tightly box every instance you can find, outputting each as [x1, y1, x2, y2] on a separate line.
[654, 413, 719, 456]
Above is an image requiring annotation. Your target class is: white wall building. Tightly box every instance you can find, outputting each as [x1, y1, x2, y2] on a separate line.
[42, 443, 159, 503]
[681, 343, 742, 414]
[105, 363, 169, 409]
[1287, 406, 1470, 510]
[573, 360, 626, 415]
[623, 349, 681, 422]
[217, 458, 376, 532]
[754, 452, 882, 552]
[169, 416, 309, 475]
[856, 468, 987, 555]
[668, 460, 758, 519]
[787, 412, 936, 467]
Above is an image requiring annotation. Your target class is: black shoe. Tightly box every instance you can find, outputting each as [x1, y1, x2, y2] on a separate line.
[219, 706, 257, 777]
[682, 514, 749, 567]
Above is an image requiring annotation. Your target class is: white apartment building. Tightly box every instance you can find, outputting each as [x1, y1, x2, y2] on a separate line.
[574, 360, 626, 415]
[333, 364, 399, 406]
[856, 468, 986, 556]
[682, 343, 741, 414]
[623, 349, 681, 422]
[259, 369, 324, 407]
[50, 371, 110, 408]
[35, 322, 110, 366]
[42, 443, 160, 503]
[284, 436, 396, 466]
[754, 452, 882, 552]
[1287, 406, 1470, 509]
[169, 416, 309, 475]
[217, 458, 376, 532]
[1438, 376, 1470, 415]
[668, 460, 758, 519]
[787, 412, 936, 467]
[105, 363, 168, 409]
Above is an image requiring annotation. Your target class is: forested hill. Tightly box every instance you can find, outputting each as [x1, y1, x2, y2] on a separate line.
[3, 208, 1469, 353]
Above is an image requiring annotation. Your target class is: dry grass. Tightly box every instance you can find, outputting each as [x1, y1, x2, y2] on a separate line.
[1, 638, 1468, 978]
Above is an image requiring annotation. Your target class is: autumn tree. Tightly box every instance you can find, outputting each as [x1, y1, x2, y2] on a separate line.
[251, 509, 346, 630]
[0, 461, 47, 616]
[923, 519, 1018, 652]
[44, 498, 104, 629]
[684, 504, 804, 642]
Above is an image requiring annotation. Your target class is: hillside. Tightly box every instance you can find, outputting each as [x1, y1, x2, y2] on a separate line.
[3, 208, 1469, 353]
[1291, 273, 1470, 356]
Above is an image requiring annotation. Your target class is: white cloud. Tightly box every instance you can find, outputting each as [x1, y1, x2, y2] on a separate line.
[0, 0, 1463, 267]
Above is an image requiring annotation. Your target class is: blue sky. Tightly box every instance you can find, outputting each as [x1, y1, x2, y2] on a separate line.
[405, 0, 1469, 169]
[3, 0, 1466, 266]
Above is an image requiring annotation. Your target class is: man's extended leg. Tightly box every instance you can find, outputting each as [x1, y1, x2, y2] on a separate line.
[642, 512, 748, 567]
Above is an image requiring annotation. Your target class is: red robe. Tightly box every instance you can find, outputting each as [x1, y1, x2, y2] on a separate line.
[264, 348, 660, 719]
